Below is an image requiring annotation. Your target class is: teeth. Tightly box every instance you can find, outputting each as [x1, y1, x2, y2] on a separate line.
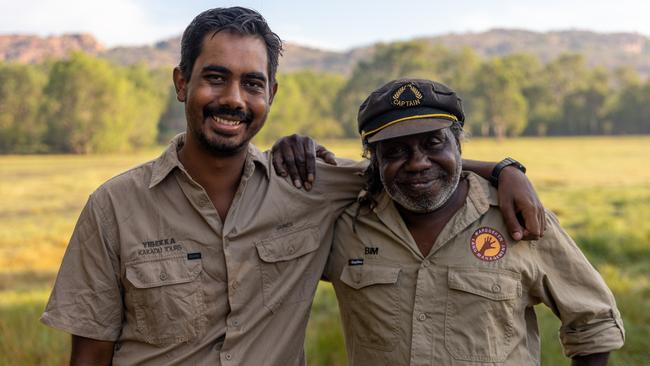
[212, 116, 241, 126]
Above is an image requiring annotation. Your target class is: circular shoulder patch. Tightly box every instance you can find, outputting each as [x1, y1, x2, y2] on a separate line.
[470, 227, 506, 261]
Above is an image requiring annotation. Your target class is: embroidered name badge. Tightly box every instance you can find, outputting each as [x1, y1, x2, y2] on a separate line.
[470, 227, 506, 261]
[364, 247, 379, 255]
[349, 258, 364, 266]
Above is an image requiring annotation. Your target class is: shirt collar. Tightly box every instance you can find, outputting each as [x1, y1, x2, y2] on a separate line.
[148, 133, 269, 189]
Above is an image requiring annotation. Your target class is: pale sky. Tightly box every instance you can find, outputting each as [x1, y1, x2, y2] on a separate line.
[1, 0, 649, 50]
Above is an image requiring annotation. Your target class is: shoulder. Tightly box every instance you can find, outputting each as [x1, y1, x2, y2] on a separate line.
[91, 159, 156, 206]
[315, 157, 368, 183]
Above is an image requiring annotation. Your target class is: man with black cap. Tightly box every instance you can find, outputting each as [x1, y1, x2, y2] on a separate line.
[324, 78, 624, 365]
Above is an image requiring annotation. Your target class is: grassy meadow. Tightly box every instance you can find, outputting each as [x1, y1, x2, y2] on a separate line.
[1, 136, 649, 365]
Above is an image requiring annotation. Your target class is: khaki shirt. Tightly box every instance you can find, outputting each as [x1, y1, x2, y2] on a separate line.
[326, 172, 624, 366]
[42, 133, 365, 365]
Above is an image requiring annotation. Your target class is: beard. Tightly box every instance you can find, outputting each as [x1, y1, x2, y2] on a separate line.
[193, 127, 247, 156]
[382, 155, 462, 214]
[190, 105, 255, 156]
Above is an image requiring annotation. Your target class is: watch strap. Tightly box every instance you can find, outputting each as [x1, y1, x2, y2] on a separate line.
[490, 157, 526, 187]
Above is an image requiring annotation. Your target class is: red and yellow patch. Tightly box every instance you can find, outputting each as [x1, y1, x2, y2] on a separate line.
[470, 227, 506, 261]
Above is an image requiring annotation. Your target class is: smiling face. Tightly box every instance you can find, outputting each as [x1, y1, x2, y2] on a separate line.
[374, 128, 462, 213]
[173, 31, 277, 156]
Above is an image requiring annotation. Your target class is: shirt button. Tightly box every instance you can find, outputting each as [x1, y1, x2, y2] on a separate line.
[224, 353, 232, 360]
[159, 271, 168, 281]
[492, 284, 501, 293]
[231, 281, 239, 290]
[288, 245, 295, 254]
[417, 313, 426, 321]
[232, 319, 240, 326]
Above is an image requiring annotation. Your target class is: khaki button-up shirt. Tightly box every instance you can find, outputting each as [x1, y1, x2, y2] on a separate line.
[326, 172, 624, 366]
[41, 133, 365, 365]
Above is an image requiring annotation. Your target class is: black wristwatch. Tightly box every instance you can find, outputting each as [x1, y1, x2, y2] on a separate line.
[490, 157, 526, 187]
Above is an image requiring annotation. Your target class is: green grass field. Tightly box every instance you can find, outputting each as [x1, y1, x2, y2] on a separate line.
[1, 136, 649, 365]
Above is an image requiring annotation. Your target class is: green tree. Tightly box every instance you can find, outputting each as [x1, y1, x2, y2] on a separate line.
[122, 64, 169, 147]
[0, 63, 48, 153]
[560, 67, 610, 135]
[42, 53, 167, 153]
[257, 71, 346, 143]
[471, 58, 528, 138]
[608, 77, 650, 134]
[157, 86, 186, 143]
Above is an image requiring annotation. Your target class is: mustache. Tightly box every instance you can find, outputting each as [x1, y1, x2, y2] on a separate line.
[396, 170, 449, 184]
[204, 105, 253, 123]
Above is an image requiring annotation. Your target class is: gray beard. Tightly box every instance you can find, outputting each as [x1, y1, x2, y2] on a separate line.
[382, 157, 462, 213]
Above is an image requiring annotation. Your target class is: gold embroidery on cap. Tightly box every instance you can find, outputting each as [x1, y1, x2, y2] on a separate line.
[392, 83, 423, 107]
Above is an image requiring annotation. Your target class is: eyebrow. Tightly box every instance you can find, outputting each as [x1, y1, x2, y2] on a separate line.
[201, 65, 267, 84]
[201, 65, 231, 75]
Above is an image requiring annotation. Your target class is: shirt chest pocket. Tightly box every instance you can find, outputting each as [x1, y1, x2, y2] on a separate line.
[125, 255, 206, 346]
[338, 264, 401, 351]
[444, 267, 522, 363]
[255, 226, 321, 313]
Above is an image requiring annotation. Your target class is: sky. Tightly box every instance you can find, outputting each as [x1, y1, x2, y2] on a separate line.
[1, 0, 650, 50]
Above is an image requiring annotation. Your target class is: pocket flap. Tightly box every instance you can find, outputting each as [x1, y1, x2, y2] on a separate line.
[448, 267, 521, 300]
[126, 255, 202, 289]
[255, 226, 319, 263]
[340, 264, 400, 290]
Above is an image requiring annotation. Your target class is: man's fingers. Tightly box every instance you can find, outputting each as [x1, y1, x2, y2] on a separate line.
[501, 199, 524, 241]
[291, 142, 308, 188]
[281, 143, 301, 188]
[520, 205, 542, 240]
[316, 145, 337, 165]
[304, 138, 316, 188]
[271, 149, 288, 177]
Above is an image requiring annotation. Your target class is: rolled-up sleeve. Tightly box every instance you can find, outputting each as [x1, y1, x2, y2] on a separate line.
[531, 211, 625, 357]
[40, 191, 123, 341]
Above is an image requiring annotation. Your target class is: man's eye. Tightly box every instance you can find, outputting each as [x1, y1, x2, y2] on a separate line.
[206, 75, 225, 84]
[244, 80, 265, 90]
[424, 136, 445, 149]
[383, 146, 408, 159]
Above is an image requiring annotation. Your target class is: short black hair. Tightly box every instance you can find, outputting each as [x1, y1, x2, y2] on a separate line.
[179, 7, 283, 85]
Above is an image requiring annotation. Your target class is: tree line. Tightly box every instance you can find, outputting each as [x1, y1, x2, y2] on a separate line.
[1, 41, 650, 154]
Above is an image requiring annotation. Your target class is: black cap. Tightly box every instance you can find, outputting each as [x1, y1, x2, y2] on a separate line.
[357, 78, 465, 143]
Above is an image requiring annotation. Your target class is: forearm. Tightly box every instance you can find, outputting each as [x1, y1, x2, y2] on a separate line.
[571, 352, 609, 366]
[70, 335, 114, 366]
[461, 159, 496, 180]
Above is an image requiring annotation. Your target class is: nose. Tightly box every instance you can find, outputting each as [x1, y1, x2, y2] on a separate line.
[405, 148, 432, 173]
[219, 82, 245, 110]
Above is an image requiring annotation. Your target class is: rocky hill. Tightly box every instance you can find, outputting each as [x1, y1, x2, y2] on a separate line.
[0, 34, 104, 63]
[1, 29, 649, 75]
[424, 29, 650, 75]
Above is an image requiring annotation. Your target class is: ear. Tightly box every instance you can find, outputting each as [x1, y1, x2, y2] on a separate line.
[172, 67, 188, 102]
[268, 81, 278, 105]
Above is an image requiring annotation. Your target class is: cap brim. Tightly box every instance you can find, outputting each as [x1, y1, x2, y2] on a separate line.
[366, 118, 453, 143]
